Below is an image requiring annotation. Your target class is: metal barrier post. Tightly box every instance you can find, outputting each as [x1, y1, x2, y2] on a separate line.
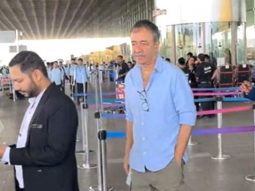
[78, 102, 97, 169]
[98, 130, 108, 191]
[11, 80, 16, 102]
[245, 105, 255, 181]
[211, 96, 230, 160]
[89, 69, 113, 191]
[0, 77, 3, 96]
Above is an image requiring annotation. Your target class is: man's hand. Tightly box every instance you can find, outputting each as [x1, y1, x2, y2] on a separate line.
[240, 81, 252, 94]
[0, 145, 6, 158]
[174, 124, 192, 166]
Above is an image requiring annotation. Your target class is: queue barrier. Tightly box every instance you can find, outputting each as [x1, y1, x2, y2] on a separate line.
[81, 78, 255, 190]
[192, 87, 240, 91]
[96, 100, 255, 185]
[105, 125, 255, 139]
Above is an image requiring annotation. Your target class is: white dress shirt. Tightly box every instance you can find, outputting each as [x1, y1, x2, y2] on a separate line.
[1, 90, 45, 189]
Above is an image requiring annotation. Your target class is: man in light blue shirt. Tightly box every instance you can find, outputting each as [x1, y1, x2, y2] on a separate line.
[75, 58, 89, 104]
[69, 58, 77, 97]
[50, 61, 62, 90]
[124, 20, 196, 191]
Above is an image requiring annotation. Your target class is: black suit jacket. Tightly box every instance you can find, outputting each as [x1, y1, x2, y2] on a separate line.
[9, 83, 79, 191]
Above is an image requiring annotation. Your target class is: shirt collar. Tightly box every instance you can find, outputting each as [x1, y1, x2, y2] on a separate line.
[136, 56, 164, 73]
[154, 56, 164, 73]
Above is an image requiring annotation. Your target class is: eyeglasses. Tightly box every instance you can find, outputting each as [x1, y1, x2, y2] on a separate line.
[137, 90, 149, 112]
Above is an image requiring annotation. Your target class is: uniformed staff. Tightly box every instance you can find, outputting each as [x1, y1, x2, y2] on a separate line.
[74, 58, 89, 104]
[49, 61, 62, 91]
[195, 53, 215, 117]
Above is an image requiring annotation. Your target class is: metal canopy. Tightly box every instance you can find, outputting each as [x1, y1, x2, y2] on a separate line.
[0, 0, 153, 40]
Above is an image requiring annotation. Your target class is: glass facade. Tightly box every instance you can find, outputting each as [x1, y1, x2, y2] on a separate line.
[155, 0, 250, 66]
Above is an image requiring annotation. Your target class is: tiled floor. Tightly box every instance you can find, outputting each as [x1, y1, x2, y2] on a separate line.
[1, 81, 255, 191]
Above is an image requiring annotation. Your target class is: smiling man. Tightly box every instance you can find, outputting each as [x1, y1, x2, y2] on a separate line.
[0, 51, 79, 191]
[123, 20, 196, 191]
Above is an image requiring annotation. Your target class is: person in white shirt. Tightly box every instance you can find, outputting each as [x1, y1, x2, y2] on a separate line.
[0, 51, 79, 191]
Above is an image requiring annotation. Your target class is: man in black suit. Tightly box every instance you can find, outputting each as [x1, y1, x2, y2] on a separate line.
[0, 51, 79, 191]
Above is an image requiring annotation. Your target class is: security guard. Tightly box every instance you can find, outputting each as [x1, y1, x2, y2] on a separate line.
[195, 53, 214, 117]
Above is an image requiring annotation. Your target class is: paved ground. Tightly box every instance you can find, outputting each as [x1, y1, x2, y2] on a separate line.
[1, 81, 255, 191]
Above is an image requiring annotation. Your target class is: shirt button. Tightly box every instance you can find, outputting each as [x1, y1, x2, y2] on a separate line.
[143, 151, 146, 155]
[141, 122, 144, 126]
[142, 137, 146, 141]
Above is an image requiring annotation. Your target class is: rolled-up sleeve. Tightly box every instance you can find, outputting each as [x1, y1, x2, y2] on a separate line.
[173, 70, 197, 126]
[125, 76, 133, 122]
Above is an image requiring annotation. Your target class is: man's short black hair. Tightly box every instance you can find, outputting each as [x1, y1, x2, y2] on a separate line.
[204, 54, 210, 60]
[197, 53, 205, 62]
[187, 52, 193, 57]
[9, 51, 48, 78]
[165, 58, 171, 62]
[131, 20, 161, 42]
[178, 57, 186, 65]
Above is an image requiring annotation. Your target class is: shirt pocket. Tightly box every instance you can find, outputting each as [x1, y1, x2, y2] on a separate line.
[28, 123, 47, 148]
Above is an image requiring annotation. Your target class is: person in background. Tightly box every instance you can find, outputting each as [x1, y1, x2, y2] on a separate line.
[58, 60, 67, 92]
[186, 52, 193, 65]
[187, 56, 199, 112]
[127, 61, 134, 70]
[116, 55, 129, 83]
[195, 53, 214, 117]
[75, 58, 89, 105]
[69, 58, 76, 96]
[165, 57, 171, 63]
[124, 19, 196, 191]
[0, 51, 79, 191]
[177, 57, 188, 74]
[240, 81, 255, 100]
[50, 61, 62, 91]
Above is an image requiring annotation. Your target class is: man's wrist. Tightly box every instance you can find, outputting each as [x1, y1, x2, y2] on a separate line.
[0, 145, 6, 157]
[1, 146, 10, 163]
[174, 152, 183, 164]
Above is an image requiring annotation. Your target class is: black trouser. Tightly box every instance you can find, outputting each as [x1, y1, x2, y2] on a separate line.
[56, 84, 62, 91]
[61, 79, 65, 92]
[198, 82, 214, 115]
[76, 82, 88, 104]
[69, 75, 75, 95]
[194, 95, 200, 112]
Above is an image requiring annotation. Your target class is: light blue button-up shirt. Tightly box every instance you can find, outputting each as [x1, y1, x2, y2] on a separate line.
[69, 64, 76, 76]
[125, 56, 196, 172]
[50, 68, 62, 85]
[75, 65, 89, 84]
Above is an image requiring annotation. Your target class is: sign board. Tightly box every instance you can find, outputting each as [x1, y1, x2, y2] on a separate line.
[0, 31, 16, 43]
[152, 9, 167, 17]
[9, 45, 27, 53]
[154, 0, 246, 25]
[116, 83, 125, 99]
